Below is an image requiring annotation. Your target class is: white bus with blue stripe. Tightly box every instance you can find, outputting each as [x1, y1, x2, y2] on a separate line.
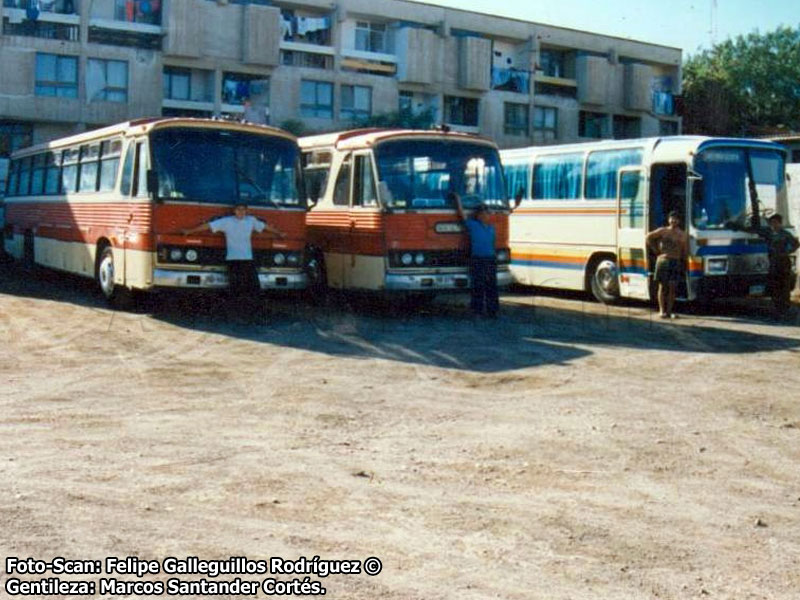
[502, 136, 794, 303]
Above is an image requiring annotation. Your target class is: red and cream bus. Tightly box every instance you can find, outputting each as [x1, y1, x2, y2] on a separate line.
[3, 118, 307, 306]
[300, 129, 511, 297]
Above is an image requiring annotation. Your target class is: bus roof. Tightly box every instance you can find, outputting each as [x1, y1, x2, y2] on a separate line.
[500, 136, 787, 163]
[12, 118, 297, 158]
[299, 128, 497, 153]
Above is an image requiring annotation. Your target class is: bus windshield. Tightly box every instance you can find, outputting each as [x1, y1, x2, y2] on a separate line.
[151, 128, 302, 207]
[692, 147, 785, 229]
[374, 139, 507, 210]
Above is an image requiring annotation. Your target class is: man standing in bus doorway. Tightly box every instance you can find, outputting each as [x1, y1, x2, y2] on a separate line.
[453, 193, 499, 318]
[182, 203, 285, 317]
[646, 210, 689, 319]
[753, 214, 799, 320]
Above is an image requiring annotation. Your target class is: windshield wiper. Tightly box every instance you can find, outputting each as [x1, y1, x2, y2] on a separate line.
[234, 163, 279, 208]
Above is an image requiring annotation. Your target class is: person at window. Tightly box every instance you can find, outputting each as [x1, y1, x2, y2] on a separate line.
[182, 203, 285, 316]
[646, 210, 689, 319]
[452, 193, 499, 318]
[752, 214, 799, 319]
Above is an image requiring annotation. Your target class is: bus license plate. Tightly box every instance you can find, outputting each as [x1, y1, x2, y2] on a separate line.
[748, 284, 765, 296]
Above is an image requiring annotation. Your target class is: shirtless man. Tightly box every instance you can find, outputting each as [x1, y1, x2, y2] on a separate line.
[646, 210, 689, 319]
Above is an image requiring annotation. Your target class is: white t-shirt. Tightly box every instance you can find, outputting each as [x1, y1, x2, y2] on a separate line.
[209, 215, 266, 260]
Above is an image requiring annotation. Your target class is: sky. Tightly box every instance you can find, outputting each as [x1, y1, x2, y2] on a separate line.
[426, 0, 799, 58]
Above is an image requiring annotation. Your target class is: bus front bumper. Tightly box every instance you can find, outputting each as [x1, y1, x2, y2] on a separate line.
[153, 269, 307, 290]
[384, 267, 512, 291]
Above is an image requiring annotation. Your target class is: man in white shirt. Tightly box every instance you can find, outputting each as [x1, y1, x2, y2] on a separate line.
[183, 203, 285, 309]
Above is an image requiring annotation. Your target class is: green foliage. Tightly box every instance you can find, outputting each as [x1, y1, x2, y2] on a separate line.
[683, 26, 800, 136]
[280, 119, 306, 136]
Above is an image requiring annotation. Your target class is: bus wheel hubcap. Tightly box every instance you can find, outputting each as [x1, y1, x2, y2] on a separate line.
[100, 255, 114, 297]
[596, 260, 618, 294]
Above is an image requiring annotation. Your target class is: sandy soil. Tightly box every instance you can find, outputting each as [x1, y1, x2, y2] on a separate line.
[1, 260, 799, 600]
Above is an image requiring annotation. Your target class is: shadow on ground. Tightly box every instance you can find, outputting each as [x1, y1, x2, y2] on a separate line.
[2, 260, 798, 373]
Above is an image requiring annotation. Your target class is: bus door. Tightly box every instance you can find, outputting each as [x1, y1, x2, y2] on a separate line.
[616, 167, 651, 300]
[347, 151, 381, 289]
[325, 153, 352, 288]
[120, 139, 149, 285]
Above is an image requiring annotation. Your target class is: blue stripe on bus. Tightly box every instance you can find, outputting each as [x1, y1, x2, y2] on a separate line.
[619, 266, 648, 276]
[511, 259, 585, 270]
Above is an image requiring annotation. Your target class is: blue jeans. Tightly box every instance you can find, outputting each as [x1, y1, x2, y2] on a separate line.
[469, 257, 499, 316]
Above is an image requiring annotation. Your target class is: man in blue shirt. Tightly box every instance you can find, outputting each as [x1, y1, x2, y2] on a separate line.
[453, 193, 499, 318]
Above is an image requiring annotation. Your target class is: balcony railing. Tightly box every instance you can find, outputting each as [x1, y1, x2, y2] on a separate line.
[491, 67, 530, 94]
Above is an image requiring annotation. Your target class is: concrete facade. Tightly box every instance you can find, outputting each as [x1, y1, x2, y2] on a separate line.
[0, 0, 682, 157]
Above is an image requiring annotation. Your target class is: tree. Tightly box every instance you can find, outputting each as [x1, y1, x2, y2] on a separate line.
[682, 26, 800, 136]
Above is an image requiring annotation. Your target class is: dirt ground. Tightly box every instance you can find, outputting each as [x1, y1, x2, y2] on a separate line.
[2, 260, 800, 600]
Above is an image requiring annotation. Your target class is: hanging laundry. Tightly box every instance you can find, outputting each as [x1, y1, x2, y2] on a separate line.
[26, 0, 41, 21]
[297, 16, 330, 36]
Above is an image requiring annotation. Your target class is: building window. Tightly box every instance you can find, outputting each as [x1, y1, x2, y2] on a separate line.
[300, 80, 333, 119]
[222, 73, 267, 105]
[111, 0, 162, 25]
[444, 96, 479, 127]
[0, 121, 33, 157]
[355, 21, 387, 53]
[163, 67, 190, 100]
[533, 106, 558, 141]
[579, 111, 607, 139]
[341, 85, 372, 121]
[399, 91, 413, 113]
[504, 103, 529, 136]
[659, 120, 679, 136]
[613, 115, 641, 140]
[87, 58, 128, 103]
[539, 48, 569, 78]
[35, 53, 78, 98]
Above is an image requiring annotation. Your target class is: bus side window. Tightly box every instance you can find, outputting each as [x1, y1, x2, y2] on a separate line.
[133, 142, 148, 198]
[120, 144, 134, 196]
[333, 158, 351, 207]
[353, 154, 377, 207]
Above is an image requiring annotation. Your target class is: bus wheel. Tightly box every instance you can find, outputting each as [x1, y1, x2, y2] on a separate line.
[589, 257, 620, 303]
[96, 246, 131, 309]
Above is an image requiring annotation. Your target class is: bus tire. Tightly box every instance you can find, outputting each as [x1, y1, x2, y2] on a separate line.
[588, 256, 620, 304]
[96, 245, 132, 309]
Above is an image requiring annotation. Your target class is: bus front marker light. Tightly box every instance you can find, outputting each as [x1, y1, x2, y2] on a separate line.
[185, 249, 198, 262]
[169, 248, 183, 261]
[705, 257, 728, 275]
[401, 253, 413, 266]
[414, 252, 425, 265]
[274, 252, 286, 266]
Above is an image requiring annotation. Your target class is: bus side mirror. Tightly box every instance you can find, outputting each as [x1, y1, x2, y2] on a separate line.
[146, 169, 160, 202]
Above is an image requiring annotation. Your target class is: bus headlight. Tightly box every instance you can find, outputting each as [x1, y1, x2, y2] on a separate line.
[414, 252, 425, 265]
[170, 248, 183, 261]
[273, 252, 286, 266]
[705, 257, 728, 275]
[185, 249, 198, 262]
[496, 249, 510, 263]
[401, 253, 413, 266]
[287, 252, 300, 266]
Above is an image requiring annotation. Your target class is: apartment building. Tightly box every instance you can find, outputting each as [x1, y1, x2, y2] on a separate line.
[0, 0, 682, 189]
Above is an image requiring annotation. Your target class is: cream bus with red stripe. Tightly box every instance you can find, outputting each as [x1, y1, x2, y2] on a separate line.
[300, 129, 511, 296]
[3, 118, 307, 305]
[502, 137, 793, 303]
